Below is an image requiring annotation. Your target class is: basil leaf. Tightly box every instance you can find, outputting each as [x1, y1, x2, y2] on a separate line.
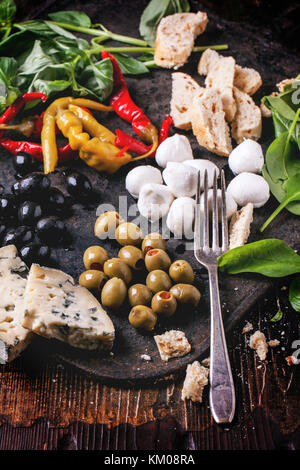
[30, 78, 71, 96]
[270, 308, 283, 322]
[44, 21, 78, 40]
[218, 239, 300, 277]
[48, 10, 92, 28]
[113, 53, 149, 75]
[289, 277, 300, 312]
[0, 30, 35, 56]
[0, 0, 16, 27]
[0, 56, 19, 112]
[77, 58, 113, 101]
[19, 40, 53, 76]
[139, 0, 190, 46]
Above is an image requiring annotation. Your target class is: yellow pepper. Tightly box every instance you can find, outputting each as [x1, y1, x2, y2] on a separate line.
[68, 104, 116, 144]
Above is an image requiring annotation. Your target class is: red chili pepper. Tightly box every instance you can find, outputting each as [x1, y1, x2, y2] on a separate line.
[0, 138, 75, 162]
[0, 93, 47, 126]
[159, 115, 173, 144]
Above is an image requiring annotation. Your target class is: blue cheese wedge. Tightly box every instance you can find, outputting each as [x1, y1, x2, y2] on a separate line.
[0, 245, 32, 363]
[23, 264, 115, 350]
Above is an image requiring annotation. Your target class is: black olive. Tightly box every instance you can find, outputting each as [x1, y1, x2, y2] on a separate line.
[3, 226, 34, 247]
[20, 244, 51, 265]
[18, 201, 42, 226]
[66, 172, 93, 202]
[44, 187, 67, 215]
[36, 216, 65, 245]
[12, 153, 39, 176]
[0, 194, 17, 220]
[12, 172, 50, 200]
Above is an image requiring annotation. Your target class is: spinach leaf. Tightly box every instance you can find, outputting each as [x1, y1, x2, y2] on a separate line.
[0, 0, 16, 27]
[289, 277, 300, 312]
[270, 308, 283, 322]
[139, 0, 190, 46]
[113, 53, 149, 75]
[265, 131, 290, 182]
[218, 239, 300, 277]
[48, 10, 92, 28]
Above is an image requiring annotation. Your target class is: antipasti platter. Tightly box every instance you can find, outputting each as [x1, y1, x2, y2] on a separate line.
[0, 0, 299, 385]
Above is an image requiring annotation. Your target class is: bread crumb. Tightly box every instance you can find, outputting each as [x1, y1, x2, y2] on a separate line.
[154, 330, 191, 362]
[181, 361, 209, 402]
[260, 103, 272, 118]
[229, 203, 254, 250]
[268, 339, 280, 348]
[242, 321, 253, 334]
[201, 357, 210, 367]
[141, 354, 152, 361]
[250, 330, 268, 360]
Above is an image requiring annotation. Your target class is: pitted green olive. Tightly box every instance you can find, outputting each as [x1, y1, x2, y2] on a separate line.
[128, 284, 152, 307]
[145, 249, 171, 272]
[103, 258, 132, 284]
[128, 305, 157, 331]
[79, 270, 108, 291]
[94, 211, 123, 239]
[115, 222, 144, 246]
[118, 245, 145, 270]
[142, 233, 166, 254]
[169, 260, 194, 284]
[101, 277, 127, 309]
[146, 269, 172, 293]
[83, 245, 109, 270]
[170, 284, 201, 307]
[151, 291, 177, 317]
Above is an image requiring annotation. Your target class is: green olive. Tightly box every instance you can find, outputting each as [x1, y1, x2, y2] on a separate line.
[118, 245, 145, 270]
[128, 305, 157, 331]
[142, 233, 166, 254]
[146, 270, 172, 293]
[115, 222, 144, 246]
[101, 277, 127, 309]
[170, 284, 201, 307]
[83, 245, 109, 270]
[94, 211, 123, 239]
[151, 291, 177, 317]
[103, 258, 132, 284]
[169, 260, 194, 284]
[79, 270, 108, 291]
[128, 284, 152, 307]
[145, 249, 171, 272]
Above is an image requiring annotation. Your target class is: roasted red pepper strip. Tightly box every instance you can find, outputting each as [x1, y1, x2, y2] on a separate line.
[0, 138, 75, 162]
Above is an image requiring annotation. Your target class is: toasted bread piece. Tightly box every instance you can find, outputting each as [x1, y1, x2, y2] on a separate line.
[170, 72, 204, 130]
[198, 49, 262, 95]
[191, 88, 232, 157]
[234, 65, 262, 95]
[154, 12, 208, 69]
[205, 56, 236, 122]
[229, 203, 253, 249]
[277, 77, 298, 92]
[231, 87, 262, 144]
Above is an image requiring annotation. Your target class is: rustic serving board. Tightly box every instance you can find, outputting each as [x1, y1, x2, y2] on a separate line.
[2, 0, 299, 384]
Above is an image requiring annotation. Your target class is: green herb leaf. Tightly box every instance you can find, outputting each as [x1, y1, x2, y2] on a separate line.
[0, 0, 16, 27]
[139, 0, 190, 46]
[0, 56, 19, 112]
[77, 58, 113, 101]
[270, 308, 283, 322]
[113, 53, 149, 75]
[19, 40, 53, 76]
[48, 10, 92, 28]
[289, 277, 300, 312]
[218, 239, 300, 277]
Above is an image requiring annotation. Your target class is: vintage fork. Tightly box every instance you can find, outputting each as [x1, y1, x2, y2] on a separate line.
[194, 169, 235, 424]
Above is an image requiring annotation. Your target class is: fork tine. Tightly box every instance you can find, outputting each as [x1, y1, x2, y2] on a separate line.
[203, 169, 209, 249]
[221, 170, 229, 252]
[194, 170, 202, 253]
[212, 170, 219, 250]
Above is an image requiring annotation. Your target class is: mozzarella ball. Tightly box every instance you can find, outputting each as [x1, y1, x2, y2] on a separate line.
[155, 134, 193, 168]
[162, 162, 198, 197]
[126, 165, 162, 198]
[138, 183, 174, 222]
[200, 190, 237, 219]
[227, 172, 270, 208]
[228, 139, 264, 175]
[183, 159, 219, 190]
[166, 197, 195, 239]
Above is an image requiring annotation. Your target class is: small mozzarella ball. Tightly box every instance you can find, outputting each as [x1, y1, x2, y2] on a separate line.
[200, 190, 237, 219]
[183, 159, 219, 190]
[155, 134, 193, 168]
[227, 172, 270, 208]
[228, 139, 264, 175]
[125, 165, 162, 199]
[138, 183, 174, 222]
[166, 197, 195, 238]
[162, 162, 197, 197]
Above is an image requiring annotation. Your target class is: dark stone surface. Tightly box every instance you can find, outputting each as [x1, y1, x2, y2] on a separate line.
[2, 0, 299, 383]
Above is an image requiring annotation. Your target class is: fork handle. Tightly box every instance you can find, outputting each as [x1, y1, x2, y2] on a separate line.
[208, 265, 235, 424]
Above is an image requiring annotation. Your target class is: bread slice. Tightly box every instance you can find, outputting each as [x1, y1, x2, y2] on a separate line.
[229, 203, 253, 249]
[277, 77, 297, 92]
[154, 12, 208, 69]
[205, 56, 237, 122]
[170, 72, 204, 130]
[191, 88, 232, 157]
[198, 49, 262, 95]
[231, 87, 262, 143]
